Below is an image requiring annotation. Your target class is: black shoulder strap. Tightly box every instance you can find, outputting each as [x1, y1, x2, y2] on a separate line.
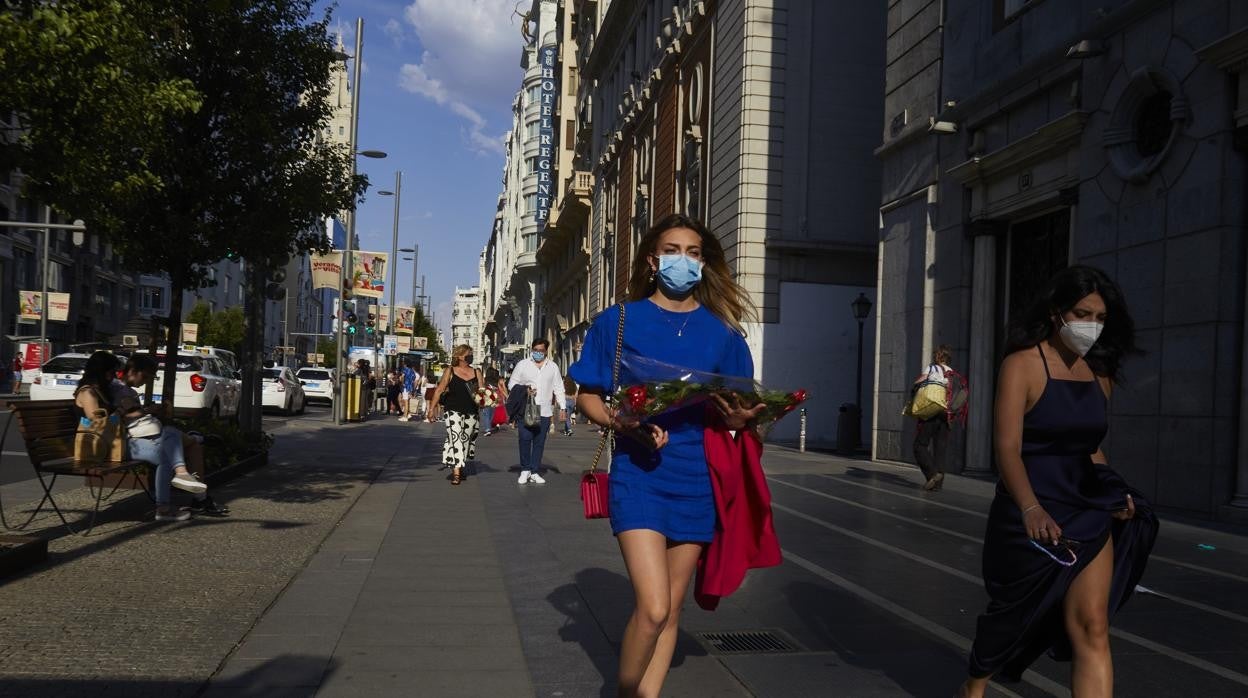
[1037, 344, 1051, 379]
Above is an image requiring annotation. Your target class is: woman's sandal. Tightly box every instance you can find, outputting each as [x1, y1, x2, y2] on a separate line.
[451, 467, 462, 486]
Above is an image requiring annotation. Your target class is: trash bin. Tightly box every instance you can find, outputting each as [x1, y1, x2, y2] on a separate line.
[345, 376, 362, 422]
[837, 403, 861, 455]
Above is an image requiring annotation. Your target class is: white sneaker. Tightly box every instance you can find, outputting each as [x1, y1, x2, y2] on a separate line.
[517, 470, 531, 484]
[171, 472, 207, 495]
[529, 473, 546, 485]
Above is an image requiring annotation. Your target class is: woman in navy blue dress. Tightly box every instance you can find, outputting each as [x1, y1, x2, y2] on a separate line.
[570, 213, 761, 697]
[961, 266, 1158, 697]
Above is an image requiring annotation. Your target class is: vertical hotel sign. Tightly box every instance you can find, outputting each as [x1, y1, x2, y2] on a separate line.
[536, 44, 559, 229]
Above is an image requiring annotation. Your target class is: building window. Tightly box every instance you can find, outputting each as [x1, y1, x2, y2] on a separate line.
[994, 0, 1040, 29]
[525, 193, 538, 213]
[96, 279, 115, 315]
[526, 156, 538, 175]
[140, 287, 164, 312]
[1135, 91, 1174, 158]
[527, 84, 541, 105]
[120, 287, 133, 314]
[525, 120, 540, 140]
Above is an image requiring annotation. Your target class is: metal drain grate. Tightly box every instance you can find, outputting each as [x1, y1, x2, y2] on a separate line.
[695, 629, 801, 655]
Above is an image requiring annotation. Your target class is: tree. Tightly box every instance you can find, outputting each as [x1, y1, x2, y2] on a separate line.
[315, 338, 337, 369]
[3, 2, 365, 418]
[0, 1, 201, 206]
[205, 307, 245, 356]
[185, 302, 215, 345]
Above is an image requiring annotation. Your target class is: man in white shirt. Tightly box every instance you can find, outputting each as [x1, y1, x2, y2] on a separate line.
[508, 338, 566, 485]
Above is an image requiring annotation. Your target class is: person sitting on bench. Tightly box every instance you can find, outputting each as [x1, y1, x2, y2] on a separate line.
[111, 353, 228, 520]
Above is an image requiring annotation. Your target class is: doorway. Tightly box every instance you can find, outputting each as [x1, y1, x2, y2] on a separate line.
[1005, 208, 1071, 329]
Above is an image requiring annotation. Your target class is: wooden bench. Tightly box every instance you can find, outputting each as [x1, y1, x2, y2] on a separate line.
[1, 400, 151, 535]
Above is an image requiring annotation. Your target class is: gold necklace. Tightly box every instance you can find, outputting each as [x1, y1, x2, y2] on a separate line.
[657, 306, 695, 337]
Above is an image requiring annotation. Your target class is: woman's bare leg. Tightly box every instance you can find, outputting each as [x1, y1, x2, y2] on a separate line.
[1064, 537, 1115, 697]
[635, 542, 703, 696]
[617, 530, 671, 697]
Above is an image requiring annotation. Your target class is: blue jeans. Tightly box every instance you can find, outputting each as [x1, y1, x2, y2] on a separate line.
[518, 416, 551, 473]
[127, 425, 186, 505]
[564, 399, 574, 432]
[481, 406, 496, 431]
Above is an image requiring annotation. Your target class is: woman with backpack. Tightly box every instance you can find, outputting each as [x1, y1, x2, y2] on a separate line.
[912, 344, 960, 491]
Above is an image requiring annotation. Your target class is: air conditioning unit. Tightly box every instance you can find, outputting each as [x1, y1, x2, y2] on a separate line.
[122, 335, 139, 347]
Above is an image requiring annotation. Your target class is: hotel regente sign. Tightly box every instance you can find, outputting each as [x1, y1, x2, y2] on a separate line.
[536, 44, 559, 229]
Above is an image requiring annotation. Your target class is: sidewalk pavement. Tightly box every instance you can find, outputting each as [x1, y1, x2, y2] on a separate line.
[3, 413, 1245, 697]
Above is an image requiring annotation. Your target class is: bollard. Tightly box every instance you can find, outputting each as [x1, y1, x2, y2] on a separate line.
[799, 408, 807, 453]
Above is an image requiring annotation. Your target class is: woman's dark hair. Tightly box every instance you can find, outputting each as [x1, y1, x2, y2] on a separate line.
[485, 367, 500, 384]
[1006, 265, 1139, 382]
[77, 351, 120, 403]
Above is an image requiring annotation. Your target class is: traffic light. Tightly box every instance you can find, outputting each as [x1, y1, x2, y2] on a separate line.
[344, 300, 359, 339]
[366, 311, 376, 337]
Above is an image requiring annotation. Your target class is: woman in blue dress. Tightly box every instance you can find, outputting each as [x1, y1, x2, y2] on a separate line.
[960, 266, 1158, 697]
[570, 213, 762, 697]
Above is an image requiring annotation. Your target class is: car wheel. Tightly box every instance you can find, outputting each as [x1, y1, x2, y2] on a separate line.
[297, 395, 306, 415]
[211, 401, 222, 420]
[283, 396, 292, 415]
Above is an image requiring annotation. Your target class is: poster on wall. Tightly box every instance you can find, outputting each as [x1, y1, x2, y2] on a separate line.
[379, 305, 390, 331]
[350, 251, 387, 298]
[46, 292, 70, 322]
[182, 323, 199, 343]
[310, 252, 343, 291]
[18, 290, 42, 323]
[393, 305, 415, 336]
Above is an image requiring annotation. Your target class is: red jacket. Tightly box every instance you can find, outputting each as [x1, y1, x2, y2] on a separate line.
[694, 425, 782, 610]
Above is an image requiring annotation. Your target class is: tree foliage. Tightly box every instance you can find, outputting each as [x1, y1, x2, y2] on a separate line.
[3, 1, 368, 412]
[184, 302, 247, 356]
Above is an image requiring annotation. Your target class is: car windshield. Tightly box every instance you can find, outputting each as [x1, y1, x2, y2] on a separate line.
[141, 354, 204, 372]
[262, 368, 283, 380]
[41, 356, 91, 374]
[297, 370, 330, 380]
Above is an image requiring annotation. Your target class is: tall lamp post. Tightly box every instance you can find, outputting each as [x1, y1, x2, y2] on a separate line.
[399, 246, 418, 307]
[333, 16, 387, 425]
[378, 171, 402, 337]
[851, 292, 873, 450]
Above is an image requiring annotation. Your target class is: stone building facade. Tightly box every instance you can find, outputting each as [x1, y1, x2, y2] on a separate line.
[573, 0, 886, 446]
[874, 0, 1248, 521]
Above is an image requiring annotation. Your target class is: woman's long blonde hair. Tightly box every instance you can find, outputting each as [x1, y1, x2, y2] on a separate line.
[627, 213, 756, 334]
[452, 344, 473, 367]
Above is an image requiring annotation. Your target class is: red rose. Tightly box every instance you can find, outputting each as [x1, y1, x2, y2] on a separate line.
[626, 385, 648, 412]
[791, 389, 808, 403]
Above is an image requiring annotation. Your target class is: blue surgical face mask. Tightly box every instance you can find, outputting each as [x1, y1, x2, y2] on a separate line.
[532, 351, 546, 362]
[657, 254, 704, 295]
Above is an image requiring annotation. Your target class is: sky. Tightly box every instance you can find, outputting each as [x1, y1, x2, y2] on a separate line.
[315, 0, 524, 344]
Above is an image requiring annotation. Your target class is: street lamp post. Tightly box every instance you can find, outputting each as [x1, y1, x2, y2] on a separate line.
[378, 171, 402, 337]
[334, 17, 388, 425]
[851, 292, 873, 450]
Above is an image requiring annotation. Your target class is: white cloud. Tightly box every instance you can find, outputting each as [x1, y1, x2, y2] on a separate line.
[399, 0, 522, 155]
[382, 18, 405, 46]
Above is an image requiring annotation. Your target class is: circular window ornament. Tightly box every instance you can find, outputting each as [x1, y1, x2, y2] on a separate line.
[1103, 67, 1188, 183]
[688, 63, 704, 124]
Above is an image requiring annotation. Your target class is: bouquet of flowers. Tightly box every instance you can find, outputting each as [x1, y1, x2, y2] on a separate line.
[610, 354, 808, 436]
[474, 384, 500, 408]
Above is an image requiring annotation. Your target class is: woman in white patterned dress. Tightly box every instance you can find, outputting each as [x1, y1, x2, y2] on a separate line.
[427, 345, 482, 485]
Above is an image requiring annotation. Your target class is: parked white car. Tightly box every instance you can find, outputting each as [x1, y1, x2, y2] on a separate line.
[295, 367, 335, 404]
[27, 353, 100, 401]
[136, 352, 241, 418]
[262, 367, 306, 414]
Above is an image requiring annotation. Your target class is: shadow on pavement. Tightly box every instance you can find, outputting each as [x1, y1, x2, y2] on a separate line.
[546, 567, 707, 697]
[783, 580, 969, 697]
[0, 653, 337, 698]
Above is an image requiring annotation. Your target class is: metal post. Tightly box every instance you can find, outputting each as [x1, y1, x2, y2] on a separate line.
[388, 171, 401, 332]
[39, 206, 50, 348]
[799, 408, 807, 453]
[336, 17, 364, 426]
[416, 247, 426, 309]
[856, 318, 865, 449]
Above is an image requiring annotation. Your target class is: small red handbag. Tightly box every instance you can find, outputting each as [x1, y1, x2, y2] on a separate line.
[581, 470, 610, 519]
[582, 303, 626, 520]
